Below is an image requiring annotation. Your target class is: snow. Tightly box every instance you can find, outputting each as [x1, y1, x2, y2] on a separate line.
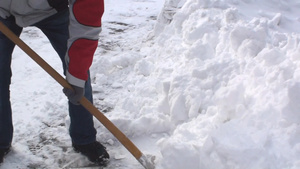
[1, 0, 300, 168]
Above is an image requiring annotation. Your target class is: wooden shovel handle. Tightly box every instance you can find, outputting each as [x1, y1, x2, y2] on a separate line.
[0, 21, 143, 161]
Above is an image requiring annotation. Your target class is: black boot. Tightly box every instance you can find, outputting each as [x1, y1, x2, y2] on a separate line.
[73, 141, 109, 166]
[0, 147, 10, 164]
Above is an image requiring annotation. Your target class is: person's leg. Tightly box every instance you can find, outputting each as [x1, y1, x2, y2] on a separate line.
[68, 74, 96, 145]
[32, 9, 96, 145]
[0, 16, 23, 149]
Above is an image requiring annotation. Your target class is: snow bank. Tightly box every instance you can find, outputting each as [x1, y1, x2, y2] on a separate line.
[129, 0, 300, 168]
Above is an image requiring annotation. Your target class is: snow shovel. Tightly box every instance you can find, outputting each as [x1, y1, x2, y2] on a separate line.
[0, 21, 155, 169]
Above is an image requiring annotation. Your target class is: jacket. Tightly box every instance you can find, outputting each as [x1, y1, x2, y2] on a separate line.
[0, 0, 104, 88]
[0, 0, 57, 27]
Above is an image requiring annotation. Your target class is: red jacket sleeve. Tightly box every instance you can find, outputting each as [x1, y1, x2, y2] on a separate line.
[66, 0, 104, 87]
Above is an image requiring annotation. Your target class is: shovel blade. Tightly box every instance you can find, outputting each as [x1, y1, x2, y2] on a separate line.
[138, 154, 156, 169]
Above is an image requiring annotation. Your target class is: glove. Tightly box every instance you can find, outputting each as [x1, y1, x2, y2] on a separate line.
[47, 0, 68, 12]
[63, 85, 85, 105]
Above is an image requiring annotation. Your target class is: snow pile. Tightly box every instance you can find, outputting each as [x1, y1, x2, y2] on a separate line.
[92, 0, 300, 168]
[118, 0, 300, 168]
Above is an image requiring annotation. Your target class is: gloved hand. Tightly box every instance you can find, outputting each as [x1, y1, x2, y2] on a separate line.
[63, 85, 85, 105]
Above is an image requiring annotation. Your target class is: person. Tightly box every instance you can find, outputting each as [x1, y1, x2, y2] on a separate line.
[0, 0, 109, 166]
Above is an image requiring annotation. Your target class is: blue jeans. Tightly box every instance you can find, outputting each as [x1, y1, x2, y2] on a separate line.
[0, 9, 96, 148]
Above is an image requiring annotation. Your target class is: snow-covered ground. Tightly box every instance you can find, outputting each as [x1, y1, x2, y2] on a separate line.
[1, 0, 300, 169]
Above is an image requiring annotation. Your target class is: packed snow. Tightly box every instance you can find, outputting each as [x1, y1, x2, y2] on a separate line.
[1, 0, 300, 169]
